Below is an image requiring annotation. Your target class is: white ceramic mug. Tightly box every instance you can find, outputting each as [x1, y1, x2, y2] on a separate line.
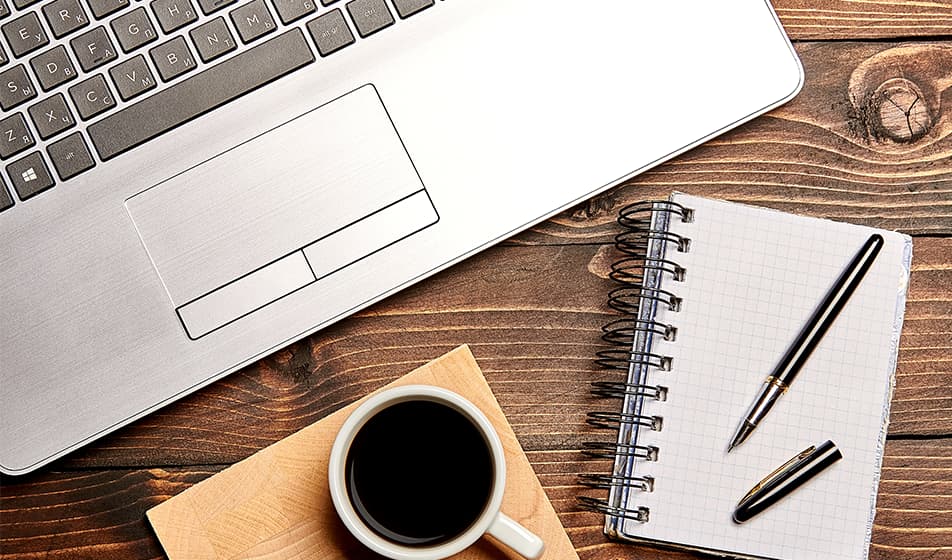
[328, 385, 545, 560]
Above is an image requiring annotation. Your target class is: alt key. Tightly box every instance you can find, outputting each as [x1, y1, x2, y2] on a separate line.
[48, 132, 95, 181]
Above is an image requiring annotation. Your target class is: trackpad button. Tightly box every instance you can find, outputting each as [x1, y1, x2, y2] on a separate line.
[126, 84, 437, 335]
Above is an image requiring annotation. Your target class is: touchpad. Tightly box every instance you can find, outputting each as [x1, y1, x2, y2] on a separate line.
[126, 84, 438, 339]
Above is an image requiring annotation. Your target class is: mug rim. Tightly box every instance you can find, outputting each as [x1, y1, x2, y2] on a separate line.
[328, 385, 508, 560]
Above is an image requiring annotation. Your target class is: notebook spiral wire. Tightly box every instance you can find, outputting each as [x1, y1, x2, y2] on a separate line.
[578, 200, 693, 525]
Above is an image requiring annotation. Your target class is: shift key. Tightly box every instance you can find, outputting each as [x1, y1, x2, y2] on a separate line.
[87, 29, 313, 161]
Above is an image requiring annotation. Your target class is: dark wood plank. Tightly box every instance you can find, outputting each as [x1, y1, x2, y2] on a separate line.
[2, 440, 949, 560]
[513, 41, 952, 245]
[775, 0, 952, 40]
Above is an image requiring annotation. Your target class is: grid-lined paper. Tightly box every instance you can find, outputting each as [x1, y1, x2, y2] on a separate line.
[617, 194, 912, 560]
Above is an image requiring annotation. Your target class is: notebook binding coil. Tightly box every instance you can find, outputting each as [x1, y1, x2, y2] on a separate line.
[578, 199, 693, 527]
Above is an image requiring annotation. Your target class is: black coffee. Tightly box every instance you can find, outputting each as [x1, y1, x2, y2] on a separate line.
[345, 399, 494, 547]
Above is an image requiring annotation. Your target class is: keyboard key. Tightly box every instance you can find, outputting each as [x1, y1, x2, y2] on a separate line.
[150, 0, 196, 33]
[68, 73, 115, 119]
[0, 44, 6, 65]
[47, 131, 94, 180]
[189, 16, 234, 62]
[12, 0, 40, 9]
[28, 93, 75, 138]
[110, 7, 157, 52]
[0, 0, 9, 19]
[0, 176, 13, 212]
[346, 0, 391, 38]
[149, 36, 195, 81]
[271, 0, 314, 24]
[319, 0, 337, 4]
[0, 113, 36, 159]
[0, 65, 37, 110]
[88, 29, 314, 160]
[70, 26, 117, 71]
[42, 0, 89, 38]
[87, 0, 129, 19]
[195, 0, 234, 15]
[391, 0, 431, 19]
[0, 112, 35, 159]
[2, 13, 49, 57]
[6, 150, 54, 200]
[29, 45, 77, 90]
[230, 0, 274, 43]
[108, 54, 155, 99]
[305, 8, 352, 56]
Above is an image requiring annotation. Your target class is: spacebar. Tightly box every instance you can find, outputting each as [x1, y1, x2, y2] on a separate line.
[88, 29, 315, 161]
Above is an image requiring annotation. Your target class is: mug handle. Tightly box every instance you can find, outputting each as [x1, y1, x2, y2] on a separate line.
[487, 512, 545, 559]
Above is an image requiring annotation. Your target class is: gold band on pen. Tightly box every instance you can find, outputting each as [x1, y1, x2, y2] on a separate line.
[765, 376, 790, 392]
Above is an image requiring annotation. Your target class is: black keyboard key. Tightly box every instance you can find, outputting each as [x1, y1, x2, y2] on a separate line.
[0, 0, 9, 20]
[29, 45, 77, 90]
[150, 0, 196, 33]
[110, 7, 157, 52]
[0, 65, 36, 110]
[0, 176, 13, 212]
[47, 131, 94, 180]
[305, 8, 352, 56]
[346, 0, 391, 38]
[271, 0, 314, 24]
[0, 112, 35, 159]
[88, 29, 314, 160]
[2, 13, 49, 57]
[70, 26, 117, 71]
[42, 0, 89, 38]
[189, 16, 234, 62]
[230, 0, 274, 43]
[108, 54, 155, 99]
[391, 0, 431, 19]
[6, 150, 54, 200]
[195, 0, 234, 15]
[12, 0, 40, 9]
[68, 73, 115, 119]
[149, 36, 195, 81]
[87, 0, 129, 19]
[28, 93, 75, 139]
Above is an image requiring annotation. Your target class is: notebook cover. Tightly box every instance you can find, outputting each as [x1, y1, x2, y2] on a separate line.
[147, 345, 579, 560]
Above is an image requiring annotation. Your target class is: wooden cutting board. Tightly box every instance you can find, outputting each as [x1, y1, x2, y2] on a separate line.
[147, 345, 580, 560]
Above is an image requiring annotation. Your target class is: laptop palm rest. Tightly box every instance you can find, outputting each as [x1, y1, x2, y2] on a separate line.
[125, 84, 438, 339]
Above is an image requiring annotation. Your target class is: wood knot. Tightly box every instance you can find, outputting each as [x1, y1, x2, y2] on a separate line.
[871, 78, 933, 143]
[847, 44, 952, 149]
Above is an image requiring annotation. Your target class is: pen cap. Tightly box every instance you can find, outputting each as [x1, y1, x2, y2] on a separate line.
[733, 440, 842, 523]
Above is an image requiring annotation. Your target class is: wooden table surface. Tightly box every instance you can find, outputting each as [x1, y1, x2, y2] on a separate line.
[2, 2, 950, 559]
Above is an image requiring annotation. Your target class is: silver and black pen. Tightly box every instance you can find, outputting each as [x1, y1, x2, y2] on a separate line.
[728, 233, 884, 452]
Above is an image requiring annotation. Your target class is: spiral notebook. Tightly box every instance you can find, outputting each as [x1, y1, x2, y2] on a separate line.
[580, 193, 912, 560]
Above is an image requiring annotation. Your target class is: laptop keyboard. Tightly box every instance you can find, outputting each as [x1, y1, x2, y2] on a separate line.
[0, 0, 436, 212]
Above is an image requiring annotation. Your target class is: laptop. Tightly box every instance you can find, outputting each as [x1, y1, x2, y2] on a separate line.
[0, 1, 802, 474]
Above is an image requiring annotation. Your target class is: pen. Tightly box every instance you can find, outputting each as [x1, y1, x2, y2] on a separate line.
[733, 440, 842, 523]
[728, 233, 884, 452]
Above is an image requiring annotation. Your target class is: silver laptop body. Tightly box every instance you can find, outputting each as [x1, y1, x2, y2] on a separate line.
[1, 1, 802, 474]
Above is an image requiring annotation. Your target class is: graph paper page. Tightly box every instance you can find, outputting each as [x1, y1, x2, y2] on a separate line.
[618, 194, 912, 560]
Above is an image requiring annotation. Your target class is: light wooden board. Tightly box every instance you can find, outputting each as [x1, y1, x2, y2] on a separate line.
[146, 345, 579, 560]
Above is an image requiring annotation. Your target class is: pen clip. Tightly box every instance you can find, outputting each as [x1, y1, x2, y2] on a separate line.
[739, 444, 816, 505]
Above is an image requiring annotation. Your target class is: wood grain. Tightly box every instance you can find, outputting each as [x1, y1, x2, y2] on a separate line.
[3, 440, 950, 560]
[515, 41, 952, 245]
[774, 0, 952, 40]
